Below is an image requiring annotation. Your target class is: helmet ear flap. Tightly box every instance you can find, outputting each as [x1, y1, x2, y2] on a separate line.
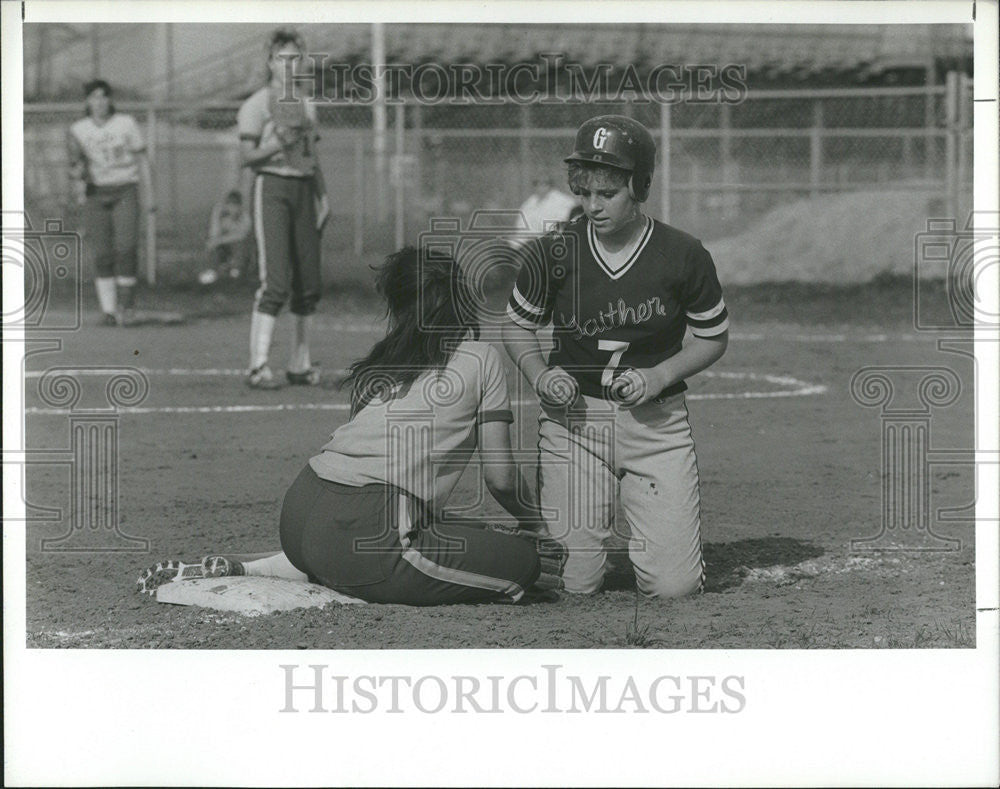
[628, 172, 652, 203]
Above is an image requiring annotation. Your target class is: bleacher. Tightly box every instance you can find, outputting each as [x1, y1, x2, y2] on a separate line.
[25, 23, 973, 102]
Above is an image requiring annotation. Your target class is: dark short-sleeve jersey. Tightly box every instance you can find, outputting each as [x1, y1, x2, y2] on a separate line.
[506, 215, 729, 399]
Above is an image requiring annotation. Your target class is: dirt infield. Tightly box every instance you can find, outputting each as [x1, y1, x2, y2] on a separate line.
[21, 280, 976, 648]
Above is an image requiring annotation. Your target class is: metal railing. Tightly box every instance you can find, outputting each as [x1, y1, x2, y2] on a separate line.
[23, 79, 973, 284]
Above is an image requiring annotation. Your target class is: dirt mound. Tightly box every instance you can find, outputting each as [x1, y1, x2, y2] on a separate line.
[706, 188, 941, 284]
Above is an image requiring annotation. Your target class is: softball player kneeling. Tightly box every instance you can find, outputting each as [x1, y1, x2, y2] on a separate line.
[502, 115, 729, 599]
[139, 248, 553, 605]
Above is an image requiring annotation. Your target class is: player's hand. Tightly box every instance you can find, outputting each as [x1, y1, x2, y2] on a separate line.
[610, 367, 662, 407]
[535, 366, 579, 407]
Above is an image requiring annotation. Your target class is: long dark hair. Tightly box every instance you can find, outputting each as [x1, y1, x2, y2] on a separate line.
[342, 246, 480, 417]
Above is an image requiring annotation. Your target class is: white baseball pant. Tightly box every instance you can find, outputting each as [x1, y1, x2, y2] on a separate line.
[536, 391, 704, 597]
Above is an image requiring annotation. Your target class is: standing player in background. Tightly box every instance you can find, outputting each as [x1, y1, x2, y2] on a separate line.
[67, 79, 155, 326]
[238, 28, 330, 389]
[501, 116, 729, 598]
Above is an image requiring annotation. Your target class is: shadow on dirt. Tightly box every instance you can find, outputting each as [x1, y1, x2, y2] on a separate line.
[602, 537, 826, 593]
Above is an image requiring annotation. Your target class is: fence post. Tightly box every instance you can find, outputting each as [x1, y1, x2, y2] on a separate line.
[354, 132, 364, 257]
[720, 102, 735, 220]
[924, 59, 936, 181]
[810, 99, 823, 198]
[519, 104, 531, 200]
[956, 72, 971, 221]
[394, 102, 405, 250]
[659, 102, 671, 224]
[372, 22, 387, 224]
[689, 160, 700, 219]
[145, 105, 157, 285]
[413, 102, 423, 209]
[944, 71, 958, 221]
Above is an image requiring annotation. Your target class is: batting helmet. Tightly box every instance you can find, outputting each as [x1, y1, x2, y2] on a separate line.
[564, 115, 656, 202]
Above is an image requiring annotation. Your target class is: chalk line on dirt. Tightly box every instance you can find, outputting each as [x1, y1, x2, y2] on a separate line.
[24, 371, 826, 415]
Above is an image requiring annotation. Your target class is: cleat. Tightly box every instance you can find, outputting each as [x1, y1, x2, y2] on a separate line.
[117, 308, 137, 327]
[285, 366, 321, 386]
[136, 559, 204, 595]
[201, 555, 246, 578]
[101, 313, 118, 327]
[246, 365, 282, 390]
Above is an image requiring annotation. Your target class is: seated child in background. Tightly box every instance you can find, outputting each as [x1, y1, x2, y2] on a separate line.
[200, 190, 252, 284]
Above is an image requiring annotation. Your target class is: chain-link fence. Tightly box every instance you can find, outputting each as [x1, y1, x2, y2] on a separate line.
[23, 79, 973, 285]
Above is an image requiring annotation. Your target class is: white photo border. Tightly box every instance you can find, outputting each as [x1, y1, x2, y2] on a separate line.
[4, 1, 997, 786]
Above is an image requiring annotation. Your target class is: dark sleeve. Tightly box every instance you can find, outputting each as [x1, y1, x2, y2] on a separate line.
[681, 243, 729, 337]
[505, 236, 557, 331]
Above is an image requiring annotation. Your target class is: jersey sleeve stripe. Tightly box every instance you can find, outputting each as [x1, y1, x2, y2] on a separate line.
[512, 286, 546, 316]
[687, 306, 729, 330]
[507, 294, 549, 324]
[689, 315, 730, 337]
[239, 133, 261, 143]
[476, 408, 514, 425]
[506, 304, 544, 331]
[686, 297, 726, 322]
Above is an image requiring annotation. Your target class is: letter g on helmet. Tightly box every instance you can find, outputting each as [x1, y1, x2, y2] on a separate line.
[564, 115, 656, 202]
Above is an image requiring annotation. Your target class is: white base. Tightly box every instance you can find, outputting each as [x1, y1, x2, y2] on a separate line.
[155, 576, 365, 614]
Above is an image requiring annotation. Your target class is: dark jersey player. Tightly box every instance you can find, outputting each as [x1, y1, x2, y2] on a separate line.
[501, 115, 729, 598]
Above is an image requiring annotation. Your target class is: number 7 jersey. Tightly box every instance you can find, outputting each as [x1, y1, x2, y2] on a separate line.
[506, 214, 729, 400]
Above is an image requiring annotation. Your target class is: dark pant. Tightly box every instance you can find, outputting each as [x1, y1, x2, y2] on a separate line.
[279, 465, 541, 606]
[211, 239, 250, 272]
[84, 183, 139, 279]
[252, 173, 321, 316]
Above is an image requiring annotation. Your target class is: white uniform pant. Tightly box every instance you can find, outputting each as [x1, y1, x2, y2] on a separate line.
[536, 392, 704, 598]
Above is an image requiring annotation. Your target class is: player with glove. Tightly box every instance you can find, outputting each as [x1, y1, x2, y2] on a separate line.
[238, 28, 330, 390]
[502, 115, 729, 598]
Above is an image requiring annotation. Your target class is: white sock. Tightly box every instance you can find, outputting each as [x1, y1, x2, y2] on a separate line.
[116, 276, 137, 310]
[243, 551, 309, 581]
[289, 314, 312, 373]
[95, 277, 117, 314]
[249, 311, 277, 370]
